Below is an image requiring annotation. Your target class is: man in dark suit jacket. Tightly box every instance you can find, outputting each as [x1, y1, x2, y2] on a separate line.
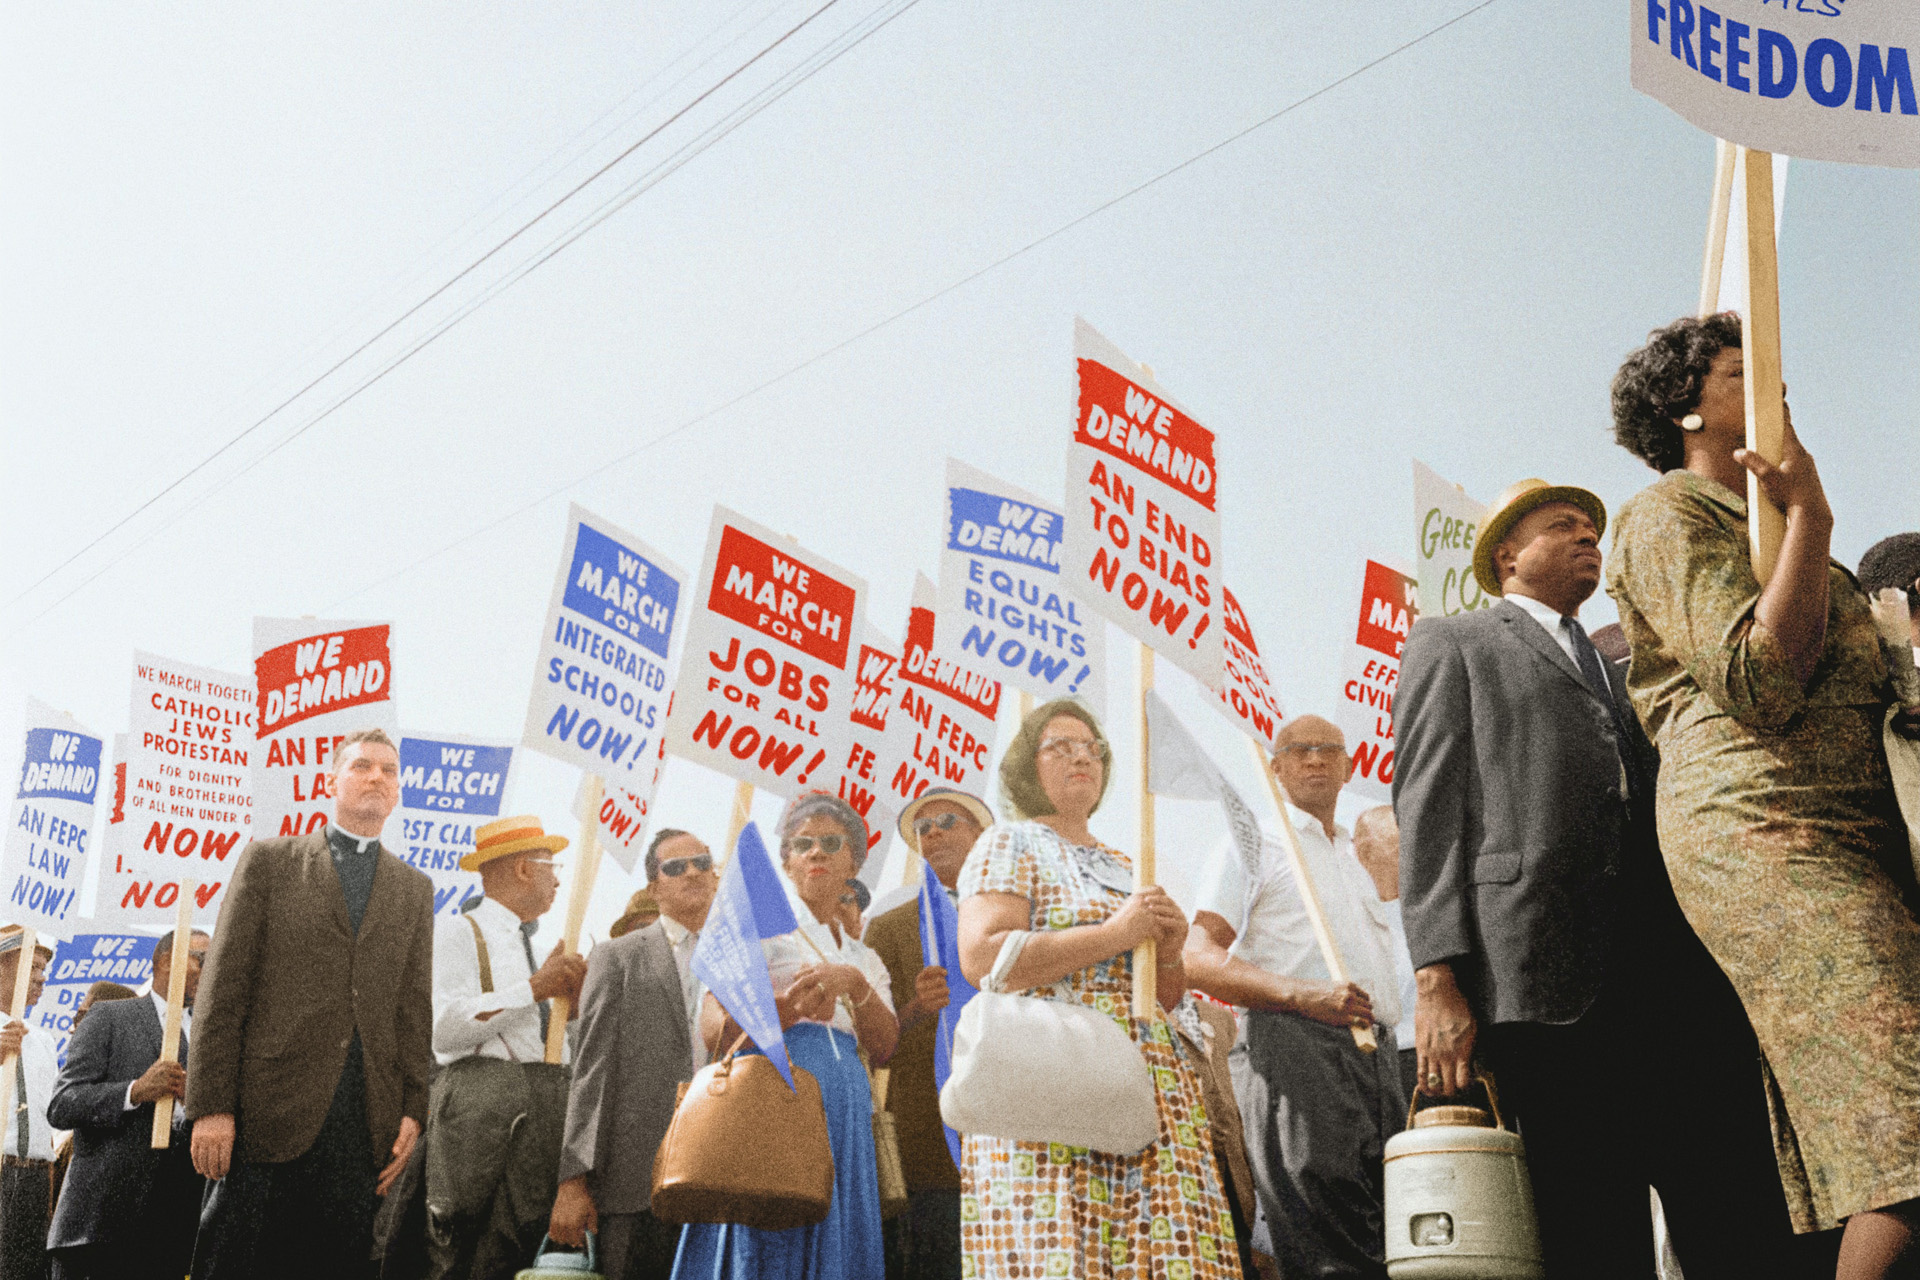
[547, 828, 716, 1280]
[1395, 479, 1802, 1280]
[47, 928, 209, 1280]
[186, 727, 435, 1280]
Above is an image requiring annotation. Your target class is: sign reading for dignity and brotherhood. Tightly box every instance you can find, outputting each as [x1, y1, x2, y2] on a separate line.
[107, 652, 253, 926]
[1413, 460, 1493, 622]
[935, 458, 1106, 716]
[2, 699, 102, 937]
[524, 506, 684, 811]
[1064, 319, 1223, 687]
[667, 507, 866, 797]
[40, 925, 156, 1066]
[1335, 560, 1418, 802]
[1632, 1, 1920, 169]
[396, 732, 517, 917]
[1213, 587, 1285, 747]
[882, 575, 1003, 815]
[253, 617, 397, 839]
[825, 626, 906, 890]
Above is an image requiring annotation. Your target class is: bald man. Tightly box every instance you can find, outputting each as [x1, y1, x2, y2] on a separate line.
[1184, 715, 1405, 1279]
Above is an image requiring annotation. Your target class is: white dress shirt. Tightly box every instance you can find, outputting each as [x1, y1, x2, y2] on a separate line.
[123, 990, 191, 1111]
[1380, 898, 1419, 1049]
[1193, 803, 1402, 1030]
[761, 914, 895, 1040]
[660, 914, 710, 1070]
[432, 896, 565, 1066]
[1506, 589, 1631, 793]
[3, 1019, 58, 1161]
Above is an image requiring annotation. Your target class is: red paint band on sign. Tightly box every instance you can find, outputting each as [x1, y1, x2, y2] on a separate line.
[1354, 562, 1418, 661]
[705, 526, 855, 668]
[1074, 358, 1217, 511]
[899, 606, 1001, 718]
[1221, 587, 1258, 652]
[850, 644, 897, 733]
[255, 626, 393, 733]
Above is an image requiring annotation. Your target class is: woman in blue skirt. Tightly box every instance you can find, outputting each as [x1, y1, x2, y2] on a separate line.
[675, 793, 900, 1280]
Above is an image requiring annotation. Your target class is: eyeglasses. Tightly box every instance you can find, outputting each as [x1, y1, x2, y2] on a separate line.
[658, 853, 714, 877]
[526, 858, 565, 872]
[1038, 736, 1109, 763]
[913, 812, 978, 838]
[782, 834, 846, 856]
[1276, 743, 1345, 760]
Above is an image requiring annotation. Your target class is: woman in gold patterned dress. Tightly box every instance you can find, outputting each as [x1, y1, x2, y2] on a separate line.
[1607, 313, 1920, 1275]
[956, 699, 1242, 1280]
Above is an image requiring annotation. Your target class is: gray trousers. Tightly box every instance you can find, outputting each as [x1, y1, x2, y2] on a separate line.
[424, 1058, 569, 1280]
[597, 1210, 684, 1280]
[1231, 1012, 1405, 1280]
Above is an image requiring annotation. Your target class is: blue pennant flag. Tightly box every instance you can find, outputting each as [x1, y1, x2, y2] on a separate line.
[692, 821, 801, 1088]
[918, 857, 979, 1168]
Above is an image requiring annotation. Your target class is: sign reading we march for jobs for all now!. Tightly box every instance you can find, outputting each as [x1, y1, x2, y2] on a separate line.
[397, 732, 517, 917]
[1064, 319, 1224, 688]
[3, 699, 103, 936]
[1335, 560, 1418, 802]
[254, 618, 396, 839]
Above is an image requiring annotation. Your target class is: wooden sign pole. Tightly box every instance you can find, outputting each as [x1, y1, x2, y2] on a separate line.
[1738, 146, 1788, 585]
[724, 780, 755, 861]
[1131, 645, 1157, 1018]
[0, 927, 37, 1152]
[546, 775, 603, 1064]
[151, 881, 195, 1147]
[1250, 742, 1376, 1054]
[1697, 138, 1737, 318]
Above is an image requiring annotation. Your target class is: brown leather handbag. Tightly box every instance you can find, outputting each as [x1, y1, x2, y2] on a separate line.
[650, 1035, 835, 1231]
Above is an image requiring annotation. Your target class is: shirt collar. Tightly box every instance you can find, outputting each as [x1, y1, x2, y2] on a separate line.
[470, 896, 521, 933]
[1503, 589, 1573, 632]
[327, 824, 381, 856]
[660, 914, 696, 948]
[1670, 467, 1748, 518]
[147, 989, 188, 1023]
[1282, 800, 1347, 844]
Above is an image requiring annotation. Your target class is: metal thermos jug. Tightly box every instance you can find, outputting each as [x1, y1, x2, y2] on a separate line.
[515, 1232, 603, 1280]
[1383, 1073, 1543, 1279]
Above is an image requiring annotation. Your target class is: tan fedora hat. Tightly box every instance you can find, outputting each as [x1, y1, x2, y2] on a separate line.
[897, 787, 995, 853]
[459, 815, 568, 872]
[1471, 478, 1608, 598]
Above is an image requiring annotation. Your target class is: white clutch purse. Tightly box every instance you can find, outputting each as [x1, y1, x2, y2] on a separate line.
[938, 929, 1160, 1156]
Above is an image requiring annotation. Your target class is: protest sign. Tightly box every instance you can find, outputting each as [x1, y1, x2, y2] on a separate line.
[825, 626, 905, 891]
[2, 699, 102, 937]
[934, 458, 1105, 716]
[1632, 1, 1920, 169]
[394, 731, 517, 918]
[571, 732, 668, 876]
[524, 506, 684, 806]
[1413, 460, 1492, 621]
[919, 856, 978, 1168]
[39, 926, 156, 1066]
[106, 653, 252, 926]
[881, 575, 1003, 815]
[253, 618, 396, 838]
[667, 507, 866, 797]
[1064, 319, 1223, 687]
[1213, 587, 1284, 747]
[691, 822, 799, 1087]
[1335, 560, 1418, 802]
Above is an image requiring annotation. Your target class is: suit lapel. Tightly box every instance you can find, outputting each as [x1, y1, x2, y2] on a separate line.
[1494, 600, 1601, 705]
[310, 832, 354, 940]
[639, 924, 694, 1067]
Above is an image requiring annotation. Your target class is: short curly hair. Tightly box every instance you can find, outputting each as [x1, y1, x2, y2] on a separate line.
[1860, 533, 1920, 610]
[1610, 312, 1742, 473]
[999, 698, 1111, 821]
[777, 792, 871, 872]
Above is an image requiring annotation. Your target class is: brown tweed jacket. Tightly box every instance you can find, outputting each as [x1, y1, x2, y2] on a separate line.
[185, 832, 434, 1166]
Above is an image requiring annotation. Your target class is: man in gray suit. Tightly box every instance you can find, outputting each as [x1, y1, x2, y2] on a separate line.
[1395, 479, 1801, 1279]
[47, 929, 209, 1280]
[548, 828, 718, 1280]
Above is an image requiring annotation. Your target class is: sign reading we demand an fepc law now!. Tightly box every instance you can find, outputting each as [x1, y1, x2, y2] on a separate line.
[1335, 560, 1418, 802]
[523, 505, 684, 812]
[2, 699, 103, 938]
[253, 618, 397, 839]
[667, 507, 867, 796]
[1064, 319, 1223, 688]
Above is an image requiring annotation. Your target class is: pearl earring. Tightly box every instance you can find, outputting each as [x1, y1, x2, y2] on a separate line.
[1680, 413, 1704, 432]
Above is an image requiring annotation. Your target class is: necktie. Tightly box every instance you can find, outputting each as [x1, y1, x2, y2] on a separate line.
[1565, 617, 1640, 795]
[14, 1053, 27, 1158]
[519, 922, 551, 1045]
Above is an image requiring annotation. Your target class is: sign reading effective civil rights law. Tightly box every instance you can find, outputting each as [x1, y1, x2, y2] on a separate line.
[524, 505, 685, 806]
[881, 574, 1003, 813]
[395, 731, 517, 918]
[667, 507, 867, 797]
[1334, 560, 1418, 802]
[253, 617, 397, 839]
[1064, 319, 1223, 687]
[935, 458, 1105, 716]
[1212, 587, 1285, 748]
[1413, 459, 1492, 622]
[1632, 1, 1920, 169]
[2, 699, 102, 937]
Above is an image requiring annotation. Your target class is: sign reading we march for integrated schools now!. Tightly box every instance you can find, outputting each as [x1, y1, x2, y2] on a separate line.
[1632, 1, 1920, 169]
[1064, 319, 1223, 688]
[2, 699, 102, 936]
[934, 458, 1105, 717]
[1213, 587, 1285, 747]
[667, 507, 867, 797]
[1414, 460, 1492, 622]
[254, 618, 396, 839]
[1335, 561, 1418, 802]
[396, 732, 517, 917]
[524, 506, 684, 809]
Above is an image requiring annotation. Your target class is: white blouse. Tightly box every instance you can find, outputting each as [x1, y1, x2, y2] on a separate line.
[760, 913, 895, 1038]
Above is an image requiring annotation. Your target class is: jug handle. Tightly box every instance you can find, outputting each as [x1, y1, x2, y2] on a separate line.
[1405, 1068, 1509, 1132]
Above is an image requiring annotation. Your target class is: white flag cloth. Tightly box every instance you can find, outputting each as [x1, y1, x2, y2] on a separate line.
[1144, 689, 1262, 882]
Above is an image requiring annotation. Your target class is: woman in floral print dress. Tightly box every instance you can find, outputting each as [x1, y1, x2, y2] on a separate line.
[955, 698, 1242, 1280]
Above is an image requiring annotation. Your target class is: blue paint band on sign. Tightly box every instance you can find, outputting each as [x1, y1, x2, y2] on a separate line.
[561, 521, 681, 659]
[17, 728, 102, 803]
[945, 487, 1064, 572]
[45, 933, 154, 988]
[399, 739, 512, 816]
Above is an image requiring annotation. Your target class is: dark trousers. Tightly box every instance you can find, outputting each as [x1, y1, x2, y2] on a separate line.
[1, 1161, 53, 1280]
[423, 1059, 568, 1280]
[882, 1188, 960, 1280]
[51, 1146, 203, 1280]
[597, 1211, 685, 1280]
[1232, 1013, 1405, 1280]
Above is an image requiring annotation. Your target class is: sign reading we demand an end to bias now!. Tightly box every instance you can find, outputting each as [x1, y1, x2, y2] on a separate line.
[1064, 319, 1223, 688]
[934, 458, 1106, 717]
[523, 506, 683, 808]
[667, 507, 867, 796]
[254, 618, 396, 839]
[1335, 560, 1418, 802]
[1632, 1, 1920, 169]
[397, 732, 518, 917]
[2, 700, 102, 936]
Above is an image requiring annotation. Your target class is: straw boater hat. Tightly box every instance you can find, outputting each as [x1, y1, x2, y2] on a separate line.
[896, 787, 995, 853]
[0, 924, 53, 962]
[1471, 478, 1609, 598]
[459, 815, 568, 872]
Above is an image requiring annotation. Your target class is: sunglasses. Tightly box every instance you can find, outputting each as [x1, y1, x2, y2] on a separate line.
[782, 834, 847, 856]
[1039, 736, 1109, 763]
[913, 811, 977, 838]
[658, 853, 713, 877]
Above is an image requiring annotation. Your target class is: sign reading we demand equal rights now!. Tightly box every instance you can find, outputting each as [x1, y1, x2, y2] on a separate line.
[253, 618, 397, 839]
[1064, 319, 1224, 688]
[1, 699, 103, 937]
[667, 508, 867, 797]
[1334, 560, 1418, 802]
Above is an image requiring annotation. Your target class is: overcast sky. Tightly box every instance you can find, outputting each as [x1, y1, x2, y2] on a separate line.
[3, 2, 1915, 942]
